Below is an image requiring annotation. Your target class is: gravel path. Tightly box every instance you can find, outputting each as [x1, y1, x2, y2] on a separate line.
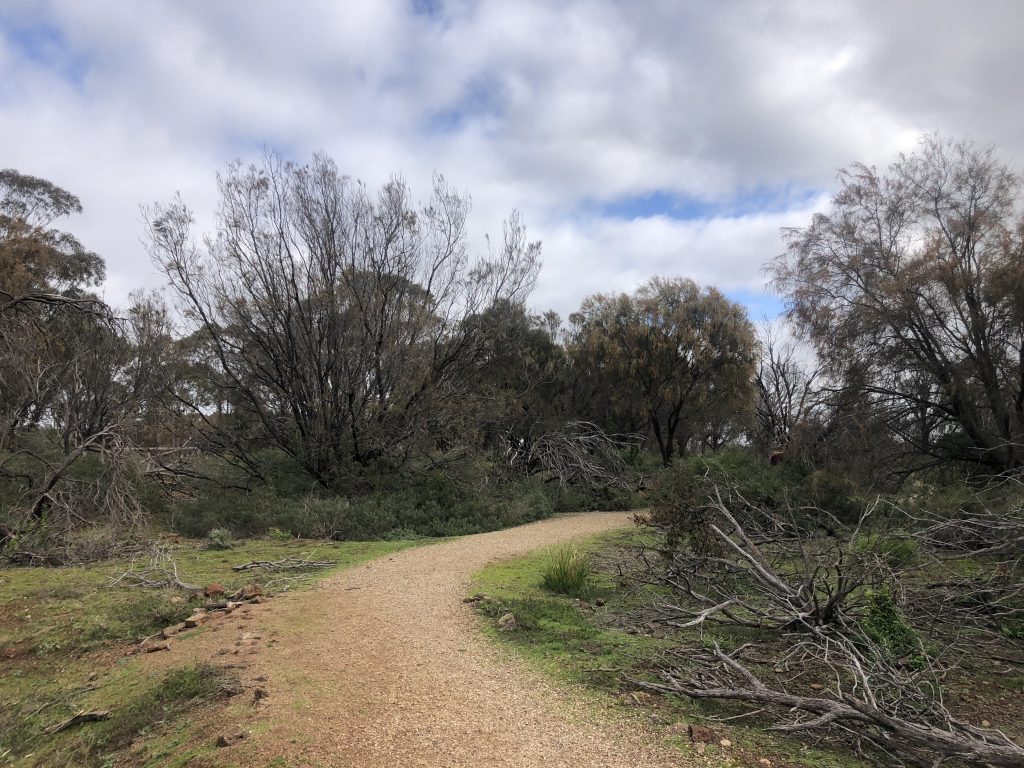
[158, 512, 689, 767]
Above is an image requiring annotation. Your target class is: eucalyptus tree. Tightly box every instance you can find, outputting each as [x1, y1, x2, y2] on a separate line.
[772, 136, 1024, 473]
[145, 153, 540, 489]
[568, 277, 756, 465]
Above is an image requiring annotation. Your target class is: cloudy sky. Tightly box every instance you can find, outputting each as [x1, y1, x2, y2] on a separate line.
[2, 0, 1022, 318]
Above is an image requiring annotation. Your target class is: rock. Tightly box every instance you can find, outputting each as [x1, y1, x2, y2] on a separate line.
[695, 742, 706, 755]
[169, 595, 186, 605]
[215, 731, 248, 748]
[667, 722, 689, 737]
[204, 583, 226, 598]
[758, 759, 773, 767]
[240, 583, 263, 600]
[719, 738, 732, 747]
[982, 719, 992, 727]
[162, 625, 180, 638]
[809, 682, 823, 690]
[143, 641, 170, 653]
[688, 724, 719, 743]
[183, 612, 208, 628]
[496, 612, 517, 631]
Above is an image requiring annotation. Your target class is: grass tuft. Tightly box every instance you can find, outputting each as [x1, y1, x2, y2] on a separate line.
[541, 545, 592, 598]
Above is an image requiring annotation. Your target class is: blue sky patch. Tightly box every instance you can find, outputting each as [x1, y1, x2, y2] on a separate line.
[1, 17, 89, 90]
[587, 184, 823, 222]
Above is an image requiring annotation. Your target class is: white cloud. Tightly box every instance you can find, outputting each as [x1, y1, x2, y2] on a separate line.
[1, 0, 1021, 317]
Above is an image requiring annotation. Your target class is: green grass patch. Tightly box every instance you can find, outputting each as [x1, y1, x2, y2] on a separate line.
[0, 535, 431, 766]
[0, 536, 426, 658]
[1, 662, 233, 767]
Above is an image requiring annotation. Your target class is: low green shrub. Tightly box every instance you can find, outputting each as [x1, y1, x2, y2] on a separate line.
[863, 588, 920, 660]
[541, 545, 592, 597]
[203, 527, 233, 550]
[853, 531, 919, 568]
[172, 473, 555, 541]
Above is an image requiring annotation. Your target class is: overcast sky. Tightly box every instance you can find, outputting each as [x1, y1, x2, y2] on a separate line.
[2, 0, 1022, 318]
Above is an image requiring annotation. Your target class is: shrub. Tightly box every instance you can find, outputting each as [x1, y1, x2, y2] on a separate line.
[203, 527, 233, 550]
[853, 531, 919, 568]
[863, 588, 920, 659]
[171, 471, 556, 541]
[541, 545, 592, 597]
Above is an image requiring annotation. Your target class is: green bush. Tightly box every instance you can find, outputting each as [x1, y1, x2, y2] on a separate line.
[172, 472, 555, 541]
[852, 531, 919, 568]
[800, 470, 864, 525]
[863, 588, 920, 660]
[541, 545, 592, 597]
[203, 527, 233, 550]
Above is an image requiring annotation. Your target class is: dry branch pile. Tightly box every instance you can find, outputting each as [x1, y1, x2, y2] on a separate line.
[634, 478, 1024, 767]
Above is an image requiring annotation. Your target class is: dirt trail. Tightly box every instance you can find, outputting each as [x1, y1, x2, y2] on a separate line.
[154, 512, 688, 767]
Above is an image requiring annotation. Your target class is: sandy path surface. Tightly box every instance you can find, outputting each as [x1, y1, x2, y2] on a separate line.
[153, 512, 687, 767]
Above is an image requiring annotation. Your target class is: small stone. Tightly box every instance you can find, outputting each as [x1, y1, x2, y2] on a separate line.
[169, 595, 186, 605]
[162, 625, 180, 638]
[695, 743, 706, 755]
[204, 583, 226, 598]
[143, 641, 170, 653]
[809, 682, 823, 690]
[240, 583, 263, 600]
[215, 648, 230, 656]
[720, 738, 732, 747]
[982, 719, 992, 727]
[496, 612, 517, 631]
[758, 759, 773, 767]
[215, 731, 248, 748]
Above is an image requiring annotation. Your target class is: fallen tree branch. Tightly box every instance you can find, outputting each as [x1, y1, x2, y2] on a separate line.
[47, 710, 111, 733]
[635, 642, 1024, 767]
[231, 555, 334, 572]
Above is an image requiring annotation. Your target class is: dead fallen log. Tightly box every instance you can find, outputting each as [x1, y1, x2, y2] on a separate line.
[48, 710, 111, 733]
[231, 556, 334, 572]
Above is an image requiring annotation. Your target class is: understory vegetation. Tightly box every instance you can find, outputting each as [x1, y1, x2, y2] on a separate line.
[475, 456, 1024, 767]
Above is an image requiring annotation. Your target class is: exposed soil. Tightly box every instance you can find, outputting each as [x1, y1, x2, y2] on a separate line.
[143, 512, 692, 767]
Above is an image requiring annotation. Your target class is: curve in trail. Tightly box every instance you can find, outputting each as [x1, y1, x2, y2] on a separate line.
[158, 512, 689, 767]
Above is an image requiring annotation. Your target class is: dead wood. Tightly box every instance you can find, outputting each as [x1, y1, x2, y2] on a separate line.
[47, 710, 111, 733]
[231, 555, 335, 572]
